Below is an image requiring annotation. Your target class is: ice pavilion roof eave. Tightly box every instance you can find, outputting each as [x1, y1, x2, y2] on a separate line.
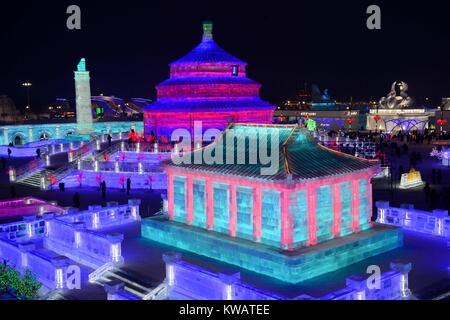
[164, 163, 380, 186]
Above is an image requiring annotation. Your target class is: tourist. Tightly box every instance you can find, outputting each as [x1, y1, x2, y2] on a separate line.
[148, 131, 155, 144]
[101, 180, 106, 199]
[7, 148, 11, 158]
[36, 148, 41, 158]
[126, 177, 131, 195]
[73, 192, 80, 209]
[107, 134, 112, 147]
[1, 157, 6, 169]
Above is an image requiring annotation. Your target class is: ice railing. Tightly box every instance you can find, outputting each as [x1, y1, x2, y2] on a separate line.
[376, 201, 450, 238]
[77, 159, 165, 173]
[42, 138, 100, 187]
[142, 283, 168, 300]
[88, 262, 115, 283]
[45, 134, 131, 187]
[10, 140, 89, 183]
[163, 253, 413, 300]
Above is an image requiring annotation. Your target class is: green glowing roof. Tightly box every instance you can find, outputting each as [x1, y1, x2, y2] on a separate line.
[167, 124, 379, 181]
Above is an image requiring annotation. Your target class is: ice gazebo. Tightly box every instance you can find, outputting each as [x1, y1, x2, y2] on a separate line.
[142, 124, 403, 283]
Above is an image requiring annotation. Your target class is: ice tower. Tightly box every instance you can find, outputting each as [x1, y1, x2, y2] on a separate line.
[74, 58, 94, 136]
[143, 21, 275, 140]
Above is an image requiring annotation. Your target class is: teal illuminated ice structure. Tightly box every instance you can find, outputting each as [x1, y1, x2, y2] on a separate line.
[142, 124, 403, 283]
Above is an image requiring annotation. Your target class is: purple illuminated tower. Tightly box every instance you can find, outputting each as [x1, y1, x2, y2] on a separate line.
[143, 21, 275, 139]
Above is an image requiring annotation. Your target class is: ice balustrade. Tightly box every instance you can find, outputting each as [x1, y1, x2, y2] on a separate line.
[0, 216, 48, 241]
[0, 198, 65, 222]
[66, 170, 167, 190]
[42, 200, 140, 268]
[58, 200, 141, 229]
[88, 262, 114, 283]
[0, 198, 64, 240]
[41, 138, 103, 187]
[110, 152, 172, 164]
[376, 201, 450, 238]
[318, 134, 378, 160]
[10, 141, 91, 183]
[78, 159, 164, 173]
[0, 239, 72, 289]
[0, 197, 47, 208]
[0, 200, 140, 269]
[2, 140, 82, 159]
[104, 282, 142, 300]
[163, 253, 413, 300]
[125, 142, 174, 154]
[44, 218, 124, 268]
[69, 138, 97, 159]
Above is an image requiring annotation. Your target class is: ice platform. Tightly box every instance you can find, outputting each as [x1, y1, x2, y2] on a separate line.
[142, 216, 403, 283]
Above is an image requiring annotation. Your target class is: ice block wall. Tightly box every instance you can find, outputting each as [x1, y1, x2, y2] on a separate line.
[163, 253, 413, 300]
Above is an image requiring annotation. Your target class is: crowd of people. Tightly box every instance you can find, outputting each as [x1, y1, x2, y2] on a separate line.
[324, 128, 450, 212]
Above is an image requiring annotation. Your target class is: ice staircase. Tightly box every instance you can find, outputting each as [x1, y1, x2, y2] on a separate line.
[16, 169, 47, 188]
[38, 288, 67, 300]
[90, 265, 166, 300]
[16, 138, 101, 189]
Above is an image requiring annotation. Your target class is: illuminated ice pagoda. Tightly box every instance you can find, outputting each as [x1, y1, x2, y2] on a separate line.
[142, 124, 403, 283]
[143, 22, 275, 139]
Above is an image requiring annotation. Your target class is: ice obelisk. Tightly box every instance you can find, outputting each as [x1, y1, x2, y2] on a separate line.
[74, 58, 94, 135]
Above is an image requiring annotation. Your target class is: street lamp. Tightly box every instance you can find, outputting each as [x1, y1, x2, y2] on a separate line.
[22, 82, 32, 112]
[437, 103, 448, 137]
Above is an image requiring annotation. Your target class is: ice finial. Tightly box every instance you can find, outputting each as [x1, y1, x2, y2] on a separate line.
[202, 21, 213, 40]
[77, 58, 86, 72]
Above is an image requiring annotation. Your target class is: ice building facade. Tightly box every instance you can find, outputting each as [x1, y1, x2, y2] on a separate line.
[142, 124, 403, 283]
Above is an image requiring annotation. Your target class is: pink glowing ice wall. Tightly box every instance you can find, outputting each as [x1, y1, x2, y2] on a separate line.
[165, 167, 377, 251]
[143, 21, 275, 139]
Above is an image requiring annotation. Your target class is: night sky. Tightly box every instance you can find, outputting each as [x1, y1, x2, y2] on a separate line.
[1, 0, 450, 112]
